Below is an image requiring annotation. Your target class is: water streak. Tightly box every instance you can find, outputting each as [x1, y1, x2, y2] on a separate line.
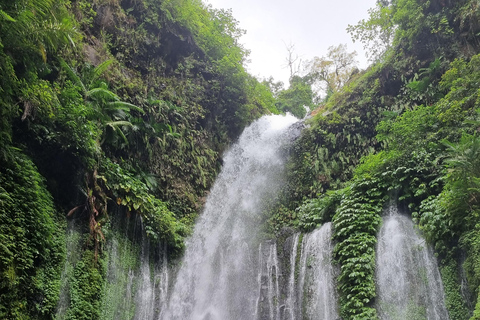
[376, 206, 449, 320]
[255, 242, 281, 320]
[298, 223, 338, 319]
[284, 233, 300, 320]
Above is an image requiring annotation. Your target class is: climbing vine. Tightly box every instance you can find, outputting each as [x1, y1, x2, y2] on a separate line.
[332, 179, 384, 320]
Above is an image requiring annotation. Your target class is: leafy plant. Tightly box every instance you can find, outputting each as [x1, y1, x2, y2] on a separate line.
[0, 148, 64, 319]
[332, 180, 384, 320]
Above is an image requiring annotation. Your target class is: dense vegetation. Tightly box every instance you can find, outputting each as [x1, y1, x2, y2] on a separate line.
[279, 0, 480, 319]
[0, 0, 277, 318]
[3, 0, 480, 319]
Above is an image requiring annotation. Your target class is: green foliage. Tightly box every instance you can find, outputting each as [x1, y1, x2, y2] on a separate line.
[245, 75, 279, 115]
[304, 44, 359, 99]
[436, 133, 480, 317]
[0, 0, 79, 156]
[332, 181, 384, 320]
[0, 148, 64, 319]
[297, 189, 343, 232]
[275, 76, 313, 118]
[391, 0, 425, 48]
[0, 0, 78, 65]
[440, 257, 472, 320]
[347, 1, 395, 62]
[0, 0, 277, 317]
[357, 54, 480, 317]
[263, 205, 298, 235]
[284, 67, 386, 201]
[437, 55, 480, 126]
[402, 57, 445, 105]
[65, 250, 105, 320]
[283, 3, 480, 318]
[156, 0, 271, 136]
[101, 158, 189, 255]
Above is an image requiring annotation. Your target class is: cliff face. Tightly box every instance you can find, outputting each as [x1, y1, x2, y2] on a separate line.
[279, 1, 480, 318]
[0, 0, 276, 318]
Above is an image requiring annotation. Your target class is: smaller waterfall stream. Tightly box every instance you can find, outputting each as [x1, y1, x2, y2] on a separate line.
[134, 222, 155, 320]
[255, 242, 281, 320]
[255, 223, 339, 320]
[55, 221, 83, 319]
[376, 206, 449, 320]
[99, 215, 170, 320]
[284, 233, 300, 320]
[297, 223, 338, 319]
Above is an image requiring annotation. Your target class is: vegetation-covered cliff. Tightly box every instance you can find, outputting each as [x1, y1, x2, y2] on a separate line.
[0, 0, 276, 318]
[275, 0, 480, 319]
[2, 0, 480, 319]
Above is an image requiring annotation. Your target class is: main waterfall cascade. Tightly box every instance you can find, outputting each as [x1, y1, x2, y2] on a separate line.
[376, 206, 450, 320]
[162, 114, 300, 319]
[56, 115, 452, 320]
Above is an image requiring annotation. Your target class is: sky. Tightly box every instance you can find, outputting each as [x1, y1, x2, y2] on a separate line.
[205, 0, 378, 85]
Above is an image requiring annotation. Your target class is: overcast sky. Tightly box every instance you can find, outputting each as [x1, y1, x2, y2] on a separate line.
[205, 0, 378, 85]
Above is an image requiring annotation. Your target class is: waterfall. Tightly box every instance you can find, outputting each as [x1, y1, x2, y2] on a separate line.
[376, 206, 449, 320]
[162, 114, 299, 320]
[255, 241, 281, 320]
[133, 221, 155, 320]
[54, 115, 452, 320]
[254, 224, 338, 320]
[297, 223, 338, 319]
[284, 233, 300, 320]
[55, 220, 83, 319]
[100, 216, 171, 320]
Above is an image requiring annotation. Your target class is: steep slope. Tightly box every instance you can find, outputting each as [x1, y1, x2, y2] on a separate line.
[280, 0, 480, 319]
[0, 0, 276, 318]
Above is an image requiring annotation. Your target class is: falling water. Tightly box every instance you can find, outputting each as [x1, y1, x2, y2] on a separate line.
[254, 223, 338, 320]
[255, 241, 281, 320]
[55, 221, 82, 319]
[297, 223, 338, 319]
[99, 214, 170, 320]
[134, 222, 155, 320]
[284, 233, 300, 320]
[162, 114, 299, 320]
[376, 206, 449, 320]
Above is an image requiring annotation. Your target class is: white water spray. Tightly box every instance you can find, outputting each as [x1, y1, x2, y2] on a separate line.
[298, 223, 338, 319]
[376, 206, 449, 320]
[162, 114, 299, 320]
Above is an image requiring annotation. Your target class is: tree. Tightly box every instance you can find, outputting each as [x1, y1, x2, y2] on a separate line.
[283, 42, 302, 80]
[347, 1, 396, 62]
[262, 76, 285, 98]
[275, 75, 313, 118]
[304, 44, 358, 100]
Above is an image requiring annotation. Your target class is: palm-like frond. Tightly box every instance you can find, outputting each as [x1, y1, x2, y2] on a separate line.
[106, 121, 133, 144]
[86, 87, 118, 101]
[106, 120, 134, 128]
[0, 10, 16, 22]
[107, 101, 145, 114]
[444, 134, 480, 178]
[91, 59, 113, 85]
[1, 0, 78, 62]
[59, 58, 86, 92]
